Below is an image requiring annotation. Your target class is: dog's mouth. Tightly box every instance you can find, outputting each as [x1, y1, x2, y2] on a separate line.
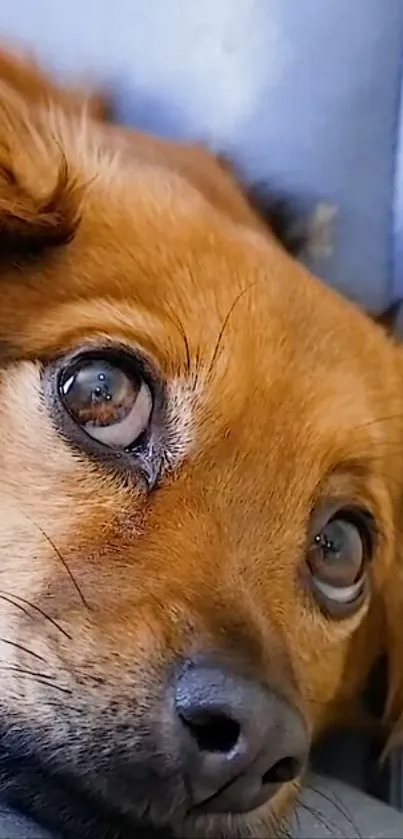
[0, 656, 308, 838]
[0, 699, 307, 838]
[26, 780, 299, 839]
[0, 741, 295, 839]
[44, 787, 286, 839]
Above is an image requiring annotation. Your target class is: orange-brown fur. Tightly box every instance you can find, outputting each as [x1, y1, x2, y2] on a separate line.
[0, 47, 402, 839]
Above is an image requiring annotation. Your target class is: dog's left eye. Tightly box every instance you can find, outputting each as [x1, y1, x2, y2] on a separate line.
[59, 357, 152, 449]
[307, 509, 375, 616]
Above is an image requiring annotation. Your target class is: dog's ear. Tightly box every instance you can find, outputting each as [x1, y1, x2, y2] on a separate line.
[0, 80, 82, 256]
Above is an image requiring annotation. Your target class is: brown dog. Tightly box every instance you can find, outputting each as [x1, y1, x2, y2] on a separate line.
[0, 47, 401, 839]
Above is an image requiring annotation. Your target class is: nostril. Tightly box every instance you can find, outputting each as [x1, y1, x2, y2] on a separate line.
[180, 711, 241, 754]
[262, 756, 300, 785]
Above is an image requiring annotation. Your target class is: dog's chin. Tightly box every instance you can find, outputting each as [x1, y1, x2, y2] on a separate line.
[172, 782, 298, 839]
[15, 784, 292, 839]
[50, 790, 294, 839]
[0, 723, 298, 839]
[0, 757, 296, 839]
[61, 783, 297, 839]
[171, 807, 291, 839]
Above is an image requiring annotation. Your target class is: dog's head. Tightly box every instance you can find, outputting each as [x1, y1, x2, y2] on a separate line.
[0, 51, 402, 839]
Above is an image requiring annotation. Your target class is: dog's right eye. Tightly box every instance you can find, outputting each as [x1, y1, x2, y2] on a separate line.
[59, 355, 153, 449]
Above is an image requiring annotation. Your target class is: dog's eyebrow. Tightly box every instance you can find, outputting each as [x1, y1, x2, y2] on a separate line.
[315, 459, 381, 506]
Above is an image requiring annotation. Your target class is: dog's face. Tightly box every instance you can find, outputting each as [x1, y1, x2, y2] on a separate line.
[0, 54, 402, 839]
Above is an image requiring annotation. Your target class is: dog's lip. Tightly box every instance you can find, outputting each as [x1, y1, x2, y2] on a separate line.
[56, 781, 271, 839]
[189, 772, 282, 815]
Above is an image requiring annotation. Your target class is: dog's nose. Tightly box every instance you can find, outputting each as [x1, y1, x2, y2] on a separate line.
[174, 657, 308, 814]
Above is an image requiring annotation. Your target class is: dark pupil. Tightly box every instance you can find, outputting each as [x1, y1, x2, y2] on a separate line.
[62, 360, 139, 428]
[315, 520, 345, 558]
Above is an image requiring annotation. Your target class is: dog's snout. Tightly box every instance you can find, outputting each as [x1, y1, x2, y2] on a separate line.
[173, 657, 308, 814]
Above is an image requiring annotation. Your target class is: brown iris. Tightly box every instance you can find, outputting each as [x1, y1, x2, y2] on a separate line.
[308, 519, 364, 590]
[60, 358, 152, 448]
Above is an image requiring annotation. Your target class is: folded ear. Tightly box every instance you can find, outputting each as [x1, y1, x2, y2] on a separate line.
[0, 79, 82, 255]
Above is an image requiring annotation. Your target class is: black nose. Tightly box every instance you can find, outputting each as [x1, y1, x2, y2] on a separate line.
[174, 657, 308, 814]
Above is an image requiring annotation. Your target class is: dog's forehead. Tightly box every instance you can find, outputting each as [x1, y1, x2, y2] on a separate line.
[0, 158, 395, 466]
